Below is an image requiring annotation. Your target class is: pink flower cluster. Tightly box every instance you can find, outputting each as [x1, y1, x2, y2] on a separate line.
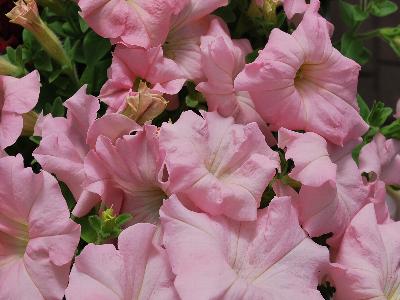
[1, 0, 400, 299]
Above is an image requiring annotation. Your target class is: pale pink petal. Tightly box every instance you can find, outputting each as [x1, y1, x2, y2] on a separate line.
[282, 0, 307, 20]
[160, 111, 279, 221]
[79, 0, 182, 48]
[84, 125, 166, 223]
[0, 71, 40, 148]
[160, 195, 329, 299]
[86, 113, 140, 149]
[330, 204, 400, 299]
[395, 99, 400, 118]
[0, 155, 80, 300]
[170, 0, 228, 30]
[278, 128, 336, 186]
[359, 133, 400, 186]
[33, 86, 99, 206]
[297, 154, 369, 247]
[66, 223, 177, 300]
[101, 46, 185, 111]
[235, 1, 367, 145]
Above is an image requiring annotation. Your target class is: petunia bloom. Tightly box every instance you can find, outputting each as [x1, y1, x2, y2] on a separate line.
[84, 124, 166, 224]
[77, 0, 183, 48]
[65, 223, 178, 300]
[330, 204, 400, 299]
[100, 45, 185, 113]
[160, 110, 279, 221]
[34, 86, 138, 217]
[235, 0, 368, 145]
[359, 133, 400, 186]
[160, 195, 329, 300]
[0, 70, 40, 149]
[0, 155, 80, 299]
[279, 129, 377, 247]
[196, 18, 275, 144]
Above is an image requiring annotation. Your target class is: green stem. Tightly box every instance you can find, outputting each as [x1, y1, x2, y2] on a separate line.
[355, 29, 381, 40]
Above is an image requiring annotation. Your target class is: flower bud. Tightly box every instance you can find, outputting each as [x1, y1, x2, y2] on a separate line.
[7, 0, 71, 68]
[0, 56, 23, 77]
[122, 82, 168, 125]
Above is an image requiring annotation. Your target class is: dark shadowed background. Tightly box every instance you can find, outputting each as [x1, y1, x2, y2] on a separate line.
[328, 0, 400, 110]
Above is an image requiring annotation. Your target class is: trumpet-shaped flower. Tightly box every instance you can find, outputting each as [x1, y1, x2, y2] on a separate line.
[100, 45, 185, 112]
[0, 155, 80, 299]
[159, 111, 279, 221]
[77, 0, 183, 48]
[330, 204, 400, 300]
[84, 124, 166, 224]
[197, 19, 275, 144]
[160, 195, 329, 300]
[0, 70, 40, 149]
[65, 223, 178, 300]
[235, 0, 368, 145]
[359, 133, 400, 186]
[279, 129, 375, 246]
[34, 86, 138, 217]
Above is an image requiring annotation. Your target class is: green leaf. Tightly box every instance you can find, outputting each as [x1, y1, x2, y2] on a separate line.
[357, 94, 370, 121]
[368, 101, 393, 127]
[88, 215, 102, 233]
[33, 51, 53, 72]
[381, 119, 400, 139]
[246, 49, 259, 63]
[29, 136, 42, 145]
[341, 33, 371, 64]
[51, 97, 65, 117]
[379, 27, 400, 57]
[83, 30, 111, 66]
[115, 214, 133, 226]
[74, 215, 98, 243]
[370, 0, 398, 17]
[339, 0, 369, 28]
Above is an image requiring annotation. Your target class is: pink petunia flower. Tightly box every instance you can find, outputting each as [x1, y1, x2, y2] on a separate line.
[84, 124, 166, 224]
[34, 86, 138, 217]
[159, 110, 279, 221]
[160, 195, 329, 299]
[65, 223, 178, 300]
[330, 204, 400, 299]
[77, 0, 184, 48]
[0, 70, 40, 149]
[0, 155, 80, 299]
[235, 0, 368, 145]
[359, 133, 400, 186]
[100, 45, 185, 113]
[196, 18, 276, 145]
[278, 129, 388, 247]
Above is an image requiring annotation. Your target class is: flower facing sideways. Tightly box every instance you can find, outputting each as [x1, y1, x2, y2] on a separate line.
[0, 155, 80, 299]
[235, 0, 368, 145]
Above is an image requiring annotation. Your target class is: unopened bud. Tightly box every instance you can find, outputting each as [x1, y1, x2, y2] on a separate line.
[7, 0, 71, 68]
[122, 82, 168, 124]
